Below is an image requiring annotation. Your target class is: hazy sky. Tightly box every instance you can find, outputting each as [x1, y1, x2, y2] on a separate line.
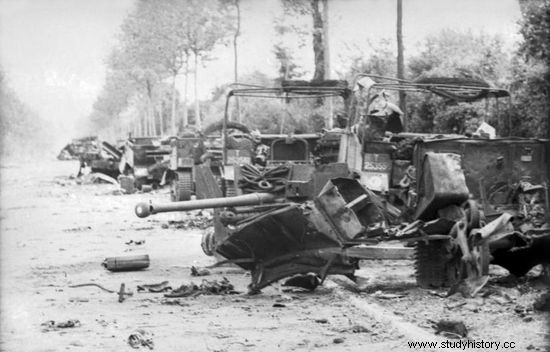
[0, 0, 522, 139]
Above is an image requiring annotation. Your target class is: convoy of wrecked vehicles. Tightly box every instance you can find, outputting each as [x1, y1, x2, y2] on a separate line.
[61, 74, 549, 295]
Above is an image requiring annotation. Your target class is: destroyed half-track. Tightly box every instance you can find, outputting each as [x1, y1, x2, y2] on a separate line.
[341, 74, 550, 291]
[78, 140, 123, 179]
[118, 136, 172, 192]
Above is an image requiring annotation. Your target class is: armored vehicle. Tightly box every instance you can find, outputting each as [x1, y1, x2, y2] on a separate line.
[119, 136, 172, 190]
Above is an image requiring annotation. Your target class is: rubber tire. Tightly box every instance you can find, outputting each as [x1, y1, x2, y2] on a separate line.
[415, 239, 462, 288]
[200, 229, 216, 256]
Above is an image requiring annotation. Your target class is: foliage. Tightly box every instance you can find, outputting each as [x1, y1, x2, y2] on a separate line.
[337, 39, 397, 82]
[408, 29, 510, 86]
[514, 0, 550, 138]
[0, 70, 51, 159]
[279, 0, 327, 80]
[405, 30, 512, 134]
[89, 0, 235, 137]
[519, 0, 550, 66]
[202, 70, 343, 134]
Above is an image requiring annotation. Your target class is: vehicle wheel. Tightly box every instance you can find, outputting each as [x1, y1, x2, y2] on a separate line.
[415, 239, 462, 288]
[171, 171, 192, 201]
[119, 175, 136, 194]
[201, 228, 216, 256]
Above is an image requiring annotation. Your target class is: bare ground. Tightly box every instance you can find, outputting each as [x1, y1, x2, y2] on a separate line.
[1, 160, 548, 352]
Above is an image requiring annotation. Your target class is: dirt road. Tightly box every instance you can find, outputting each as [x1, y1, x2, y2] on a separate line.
[1, 160, 548, 351]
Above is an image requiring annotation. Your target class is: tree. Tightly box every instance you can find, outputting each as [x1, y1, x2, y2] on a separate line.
[406, 30, 511, 134]
[517, 0, 550, 137]
[89, 70, 135, 137]
[273, 19, 303, 82]
[232, 0, 241, 122]
[0, 70, 51, 159]
[396, 0, 406, 129]
[185, 0, 235, 130]
[91, 0, 234, 137]
[280, 0, 329, 81]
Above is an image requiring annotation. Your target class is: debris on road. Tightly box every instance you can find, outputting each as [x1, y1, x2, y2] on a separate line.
[63, 226, 92, 232]
[128, 329, 154, 350]
[103, 254, 150, 272]
[69, 282, 133, 302]
[137, 281, 172, 293]
[69, 283, 116, 293]
[283, 274, 321, 291]
[160, 299, 190, 306]
[125, 239, 146, 245]
[433, 320, 468, 339]
[190, 266, 210, 276]
[533, 292, 550, 312]
[41, 319, 81, 332]
[166, 217, 213, 230]
[78, 173, 118, 185]
[118, 283, 131, 302]
[164, 277, 238, 298]
[372, 291, 408, 299]
[333, 337, 345, 344]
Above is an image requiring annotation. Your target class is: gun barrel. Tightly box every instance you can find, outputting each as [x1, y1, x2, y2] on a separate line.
[135, 192, 278, 218]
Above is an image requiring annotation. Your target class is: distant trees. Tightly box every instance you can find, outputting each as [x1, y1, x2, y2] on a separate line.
[0, 70, 51, 159]
[90, 0, 235, 138]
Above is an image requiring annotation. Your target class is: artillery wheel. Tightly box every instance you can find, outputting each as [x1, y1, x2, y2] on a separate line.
[171, 171, 192, 202]
[201, 228, 216, 256]
[415, 239, 462, 288]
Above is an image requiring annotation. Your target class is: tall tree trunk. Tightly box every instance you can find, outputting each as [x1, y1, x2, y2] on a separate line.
[322, 0, 332, 128]
[140, 111, 145, 136]
[183, 57, 189, 127]
[311, 0, 325, 81]
[194, 53, 201, 130]
[396, 0, 407, 131]
[159, 101, 164, 135]
[234, 0, 241, 123]
[170, 73, 177, 135]
[148, 96, 155, 136]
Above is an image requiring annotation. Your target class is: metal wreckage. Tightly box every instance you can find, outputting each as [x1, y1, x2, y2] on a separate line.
[135, 75, 550, 295]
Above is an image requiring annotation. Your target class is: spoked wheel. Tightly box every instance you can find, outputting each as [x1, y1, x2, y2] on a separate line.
[201, 228, 216, 256]
[415, 239, 462, 288]
[171, 171, 192, 202]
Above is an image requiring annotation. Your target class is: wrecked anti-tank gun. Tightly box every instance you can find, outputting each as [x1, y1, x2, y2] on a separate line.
[135, 80, 404, 291]
[136, 172, 404, 292]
